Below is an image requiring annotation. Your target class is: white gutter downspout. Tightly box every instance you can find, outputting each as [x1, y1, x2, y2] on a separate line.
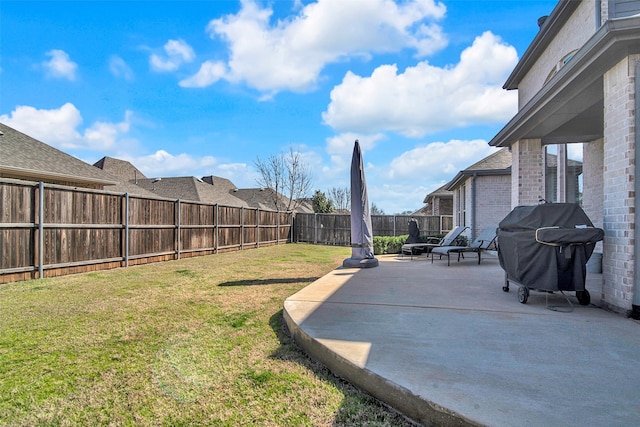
[633, 60, 640, 320]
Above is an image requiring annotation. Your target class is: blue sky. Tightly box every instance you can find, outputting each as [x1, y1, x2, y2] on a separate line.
[1, 0, 558, 213]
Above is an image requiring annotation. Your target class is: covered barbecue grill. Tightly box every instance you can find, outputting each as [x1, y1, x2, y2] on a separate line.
[498, 203, 604, 305]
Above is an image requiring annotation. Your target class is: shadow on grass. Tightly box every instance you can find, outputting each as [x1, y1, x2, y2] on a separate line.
[218, 277, 320, 287]
[268, 310, 417, 426]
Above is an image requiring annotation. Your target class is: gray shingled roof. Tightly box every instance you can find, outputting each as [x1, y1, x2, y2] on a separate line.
[463, 148, 512, 171]
[134, 175, 249, 207]
[233, 188, 312, 212]
[423, 183, 453, 203]
[94, 156, 147, 181]
[233, 188, 283, 210]
[445, 148, 512, 190]
[93, 156, 158, 197]
[0, 122, 117, 186]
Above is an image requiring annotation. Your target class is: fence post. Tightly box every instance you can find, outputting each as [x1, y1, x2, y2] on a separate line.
[257, 208, 260, 248]
[241, 207, 245, 250]
[276, 210, 280, 245]
[393, 215, 397, 236]
[314, 213, 317, 244]
[125, 193, 129, 267]
[215, 204, 219, 254]
[38, 181, 44, 279]
[176, 199, 181, 260]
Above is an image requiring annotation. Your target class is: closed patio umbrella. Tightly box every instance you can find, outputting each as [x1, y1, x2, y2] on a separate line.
[343, 140, 378, 268]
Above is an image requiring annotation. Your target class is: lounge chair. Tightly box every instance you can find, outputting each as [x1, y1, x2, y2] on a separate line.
[430, 226, 497, 266]
[401, 226, 468, 259]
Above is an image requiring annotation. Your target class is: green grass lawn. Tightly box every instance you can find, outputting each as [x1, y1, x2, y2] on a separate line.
[0, 244, 414, 426]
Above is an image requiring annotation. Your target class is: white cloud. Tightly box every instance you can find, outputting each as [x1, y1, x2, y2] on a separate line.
[123, 150, 218, 178]
[150, 39, 195, 72]
[322, 31, 518, 137]
[109, 55, 134, 80]
[179, 60, 227, 88]
[82, 113, 133, 150]
[216, 162, 260, 187]
[325, 132, 385, 174]
[388, 139, 498, 180]
[193, 0, 447, 93]
[0, 103, 83, 145]
[43, 49, 77, 80]
[0, 103, 134, 151]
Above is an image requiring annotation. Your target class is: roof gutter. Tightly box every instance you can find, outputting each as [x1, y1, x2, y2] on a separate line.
[445, 168, 511, 191]
[0, 165, 118, 186]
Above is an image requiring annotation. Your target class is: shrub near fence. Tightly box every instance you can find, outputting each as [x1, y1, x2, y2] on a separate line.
[0, 178, 292, 284]
[294, 213, 453, 246]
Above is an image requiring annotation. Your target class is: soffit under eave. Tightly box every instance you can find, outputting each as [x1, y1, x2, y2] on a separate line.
[490, 19, 640, 148]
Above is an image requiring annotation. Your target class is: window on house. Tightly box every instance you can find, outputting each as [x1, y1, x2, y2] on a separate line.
[460, 184, 466, 226]
[566, 143, 583, 204]
[544, 49, 578, 85]
[544, 143, 583, 204]
[544, 145, 558, 202]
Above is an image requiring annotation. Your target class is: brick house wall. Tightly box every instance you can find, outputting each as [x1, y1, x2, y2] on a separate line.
[511, 139, 544, 207]
[518, 0, 597, 105]
[475, 175, 512, 234]
[453, 174, 511, 239]
[601, 54, 639, 314]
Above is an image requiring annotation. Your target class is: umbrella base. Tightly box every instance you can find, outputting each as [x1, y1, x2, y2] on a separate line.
[343, 257, 379, 268]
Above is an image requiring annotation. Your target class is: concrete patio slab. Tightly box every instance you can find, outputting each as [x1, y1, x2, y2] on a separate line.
[284, 254, 640, 426]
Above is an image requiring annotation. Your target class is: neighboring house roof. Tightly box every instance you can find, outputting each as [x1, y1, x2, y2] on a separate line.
[445, 148, 512, 190]
[410, 206, 431, 216]
[233, 188, 313, 213]
[93, 156, 158, 197]
[232, 187, 297, 211]
[94, 156, 147, 181]
[295, 197, 315, 214]
[133, 175, 249, 207]
[0, 122, 117, 187]
[422, 184, 453, 204]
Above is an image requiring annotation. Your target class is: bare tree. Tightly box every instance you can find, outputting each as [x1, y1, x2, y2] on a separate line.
[254, 147, 313, 211]
[328, 186, 350, 212]
[370, 203, 385, 215]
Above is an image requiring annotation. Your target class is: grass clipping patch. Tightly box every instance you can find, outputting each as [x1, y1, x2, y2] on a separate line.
[0, 244, 414, 426]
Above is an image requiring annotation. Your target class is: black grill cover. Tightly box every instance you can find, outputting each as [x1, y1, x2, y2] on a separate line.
[498, 203, 604, 292]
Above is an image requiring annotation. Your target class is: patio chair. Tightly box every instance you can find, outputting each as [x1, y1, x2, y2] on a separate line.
[401, 226, 468, 259]
[430, 226, 497, 266]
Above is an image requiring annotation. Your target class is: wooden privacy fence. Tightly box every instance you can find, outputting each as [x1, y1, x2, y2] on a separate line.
[0, 179, 292, 284]
[293, 213, 453, 246]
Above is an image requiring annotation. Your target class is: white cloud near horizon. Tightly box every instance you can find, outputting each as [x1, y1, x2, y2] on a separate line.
[0, 103, 132, 151]
[0, 103, 252, 183]
[43, 49, 78, 80]
[322, 31, 519, 137]
[388, 139, 499, 180]
[122, 150, 217, 177]
[193, 0, 447, 94]
[150, 39, 195, 72]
